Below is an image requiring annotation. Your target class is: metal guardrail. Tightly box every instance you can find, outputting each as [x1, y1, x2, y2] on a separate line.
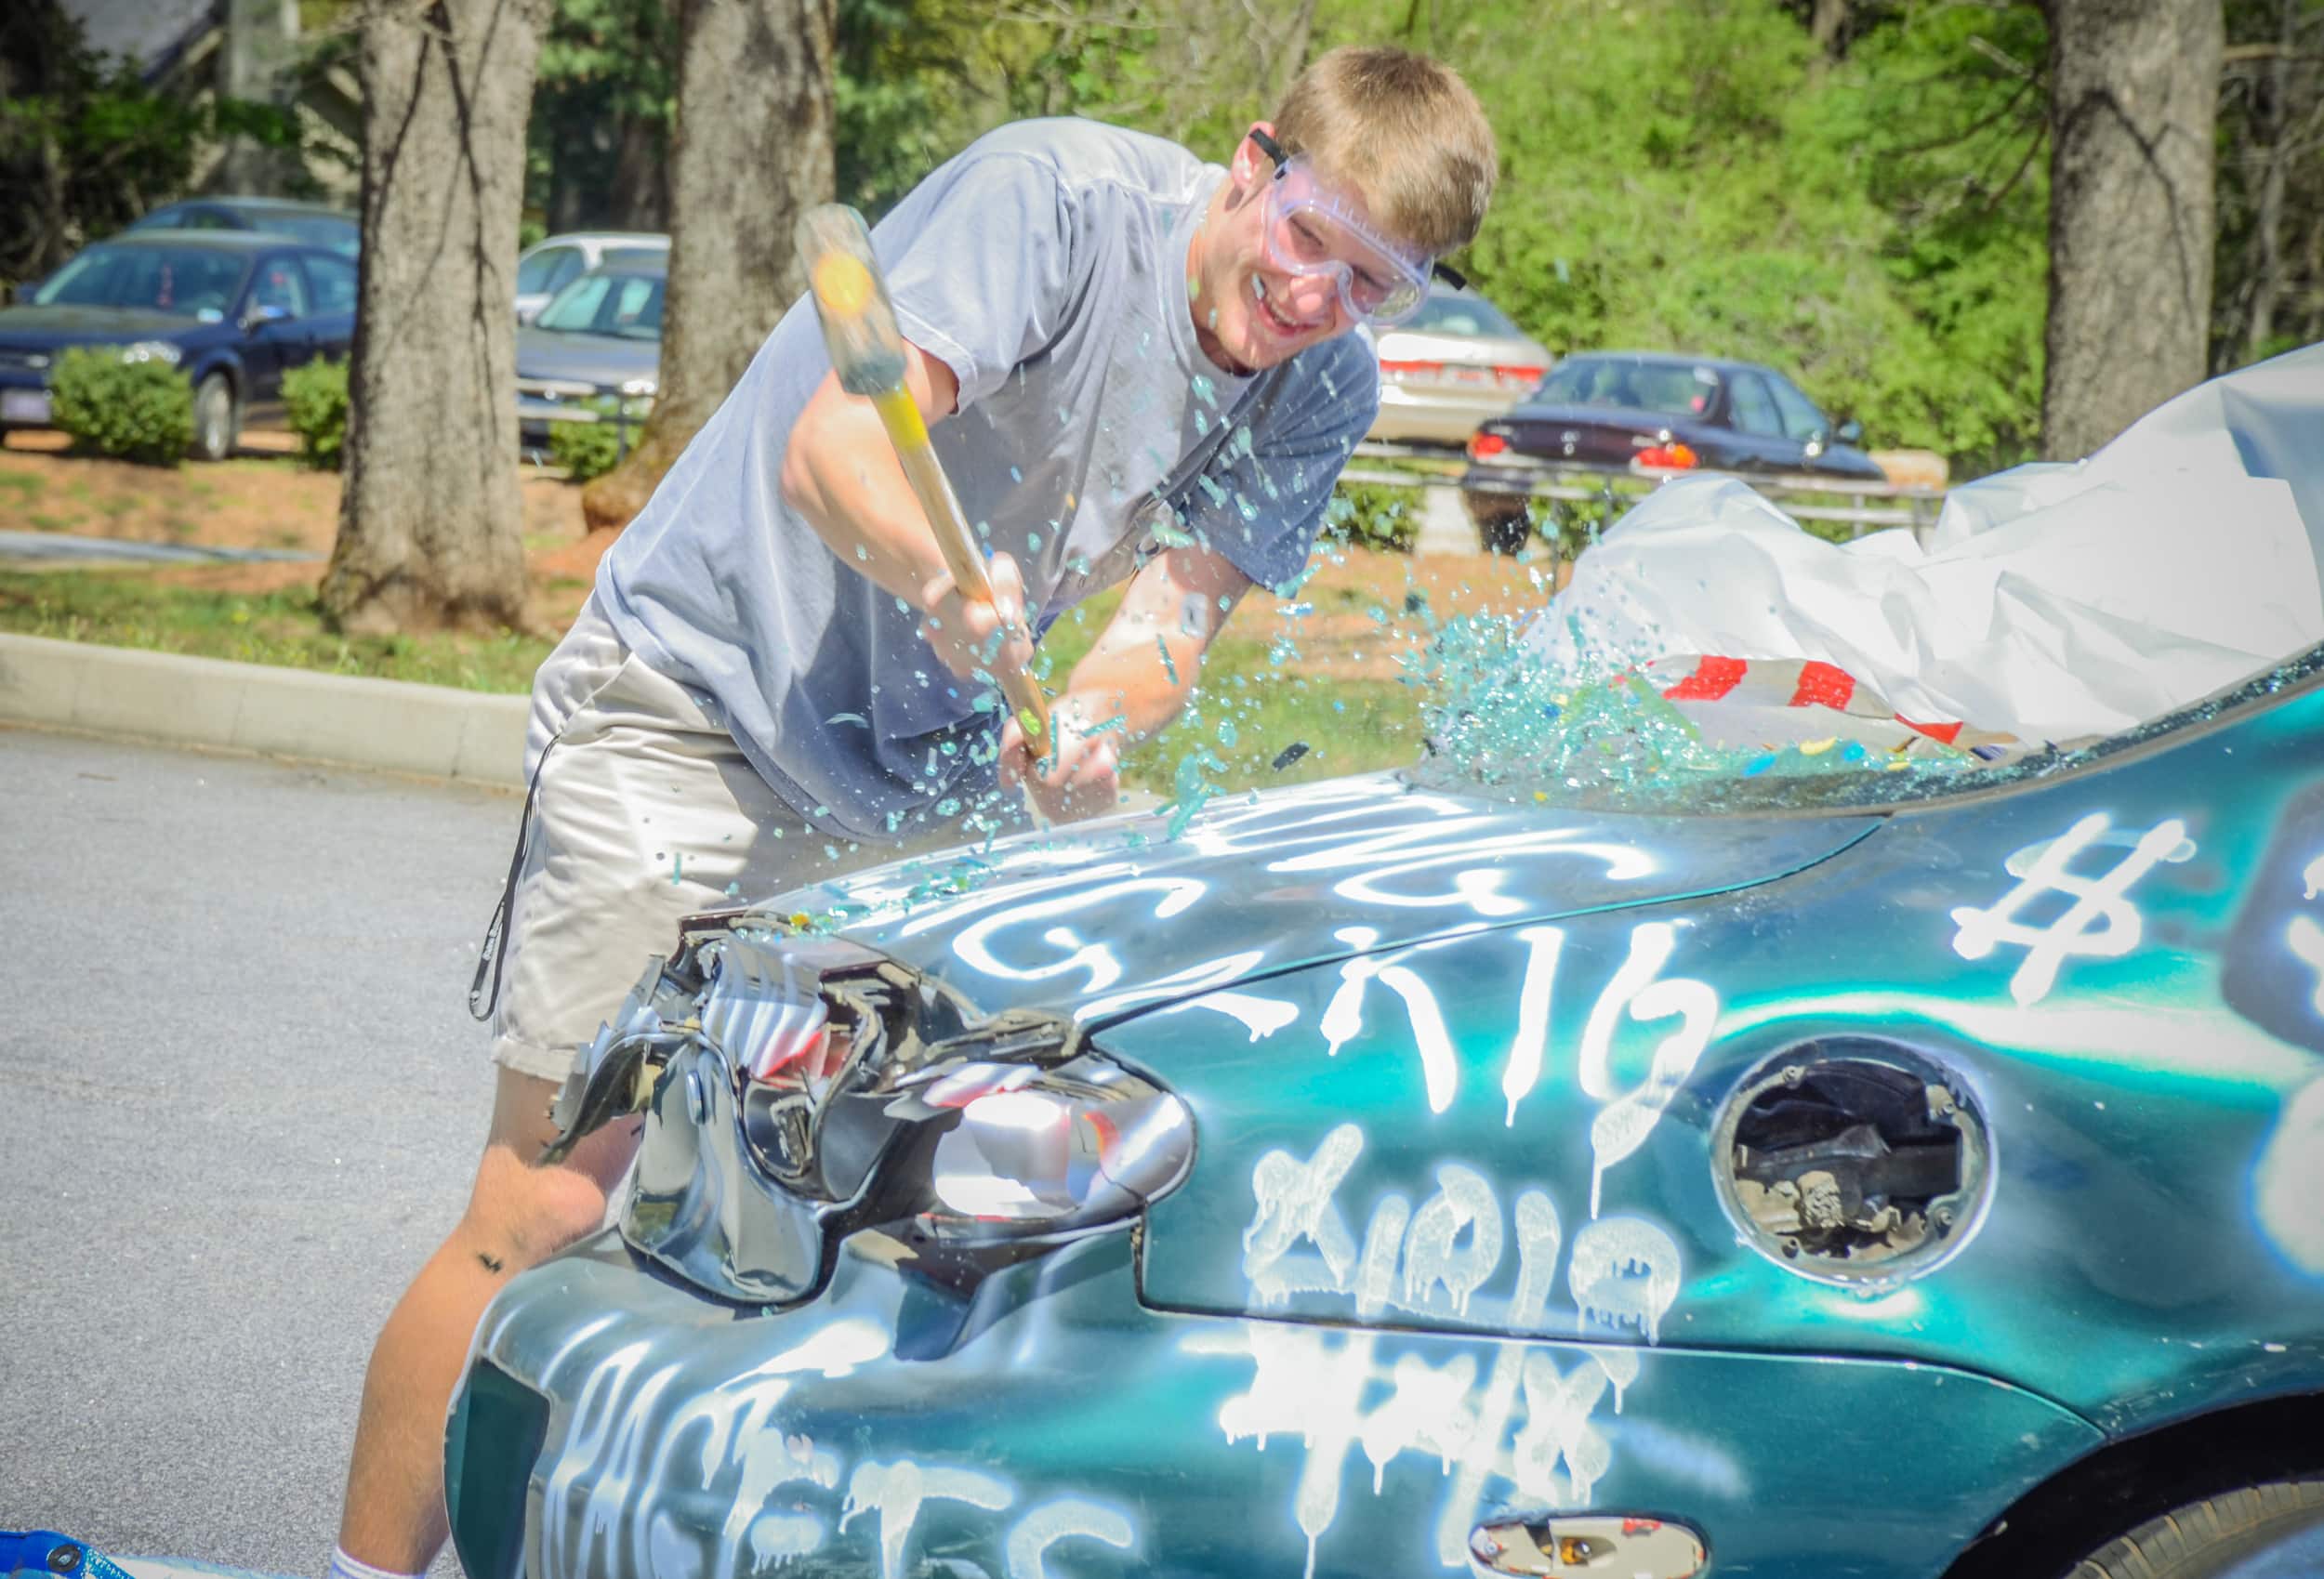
[516, 396, 650, 467]
[1344, 441, 1945, 538]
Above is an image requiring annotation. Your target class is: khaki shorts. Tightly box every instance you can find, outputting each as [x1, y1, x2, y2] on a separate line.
[484, 596, 952, 1083]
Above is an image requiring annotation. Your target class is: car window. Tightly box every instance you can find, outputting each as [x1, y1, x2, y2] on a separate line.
[1728, 373, 1784, 437]
[300, 253, 357, 316]
[184, 208, 238, 231]
[260, 214, 360, 256]
[516, 245, 577, 296]
[535, 270, 666, 338]
[1403, 292, 1521, 337]
[134, 208, 183, 230]
[33, 245, 250, 320]
[247, 257, 310, 319]
[1767, 375, 1829, 442]
[1535, 358, 1720, 418]
[599, 247, 667, 272]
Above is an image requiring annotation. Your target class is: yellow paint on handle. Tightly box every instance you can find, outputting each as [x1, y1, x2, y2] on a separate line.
[871, 385, 930, 448]
[812, 252, 875, 317]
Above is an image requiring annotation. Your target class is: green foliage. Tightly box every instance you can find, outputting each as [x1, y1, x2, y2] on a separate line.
[1340, 0, 2053, 478]
[548, 400, 631, 481]
[1323, 481, 1419, 552]
[283, 356, 350, 469]
[0, 0, 309, 291]
[47, 347, 193, 466]
[526, 0, 679, 230]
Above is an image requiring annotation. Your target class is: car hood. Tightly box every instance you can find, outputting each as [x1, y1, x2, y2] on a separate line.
[787, 772, 1877, 1022]
[0, 305, 198, 347]
[515, 327, 657, 387]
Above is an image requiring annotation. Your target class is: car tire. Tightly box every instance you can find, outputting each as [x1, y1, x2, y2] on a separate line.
[1462, 490, 1532, 556]
[2064, 1480, 2324, 1578]
[191, 372, 238, 462]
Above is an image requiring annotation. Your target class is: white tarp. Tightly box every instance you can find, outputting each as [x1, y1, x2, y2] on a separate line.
[1523, 344, 2324, 743]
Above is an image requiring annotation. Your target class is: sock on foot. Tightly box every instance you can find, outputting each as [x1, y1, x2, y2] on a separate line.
[326, 1546, 426, 1579]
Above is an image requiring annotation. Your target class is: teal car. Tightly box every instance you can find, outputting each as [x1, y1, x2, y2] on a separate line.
[445, 640, 2324, 1579]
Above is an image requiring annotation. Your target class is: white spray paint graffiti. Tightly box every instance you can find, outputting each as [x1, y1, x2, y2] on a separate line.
[1076, 947, 1300, 1040]
[1240, 1128, 1684, 1342]
[1242, 1124, 1365, 1304]
[950, 877, 1208, 993]
[841, 1460, 1014, 1579]
[519, 1306, 1143, 1579]
[1319, 920, 1718, 1158]
[1575, 922, 1720, 1217]
[1006, 1498, 1139, 1579]
[1567, 1217, 1684, 1343]
[2289, 852, 2324, 1015]
[1950, 813, 2196, 1006]
[1219, 1128, 1688, 1572]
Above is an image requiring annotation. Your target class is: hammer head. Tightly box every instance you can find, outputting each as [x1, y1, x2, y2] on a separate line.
[797, 204, 908, 397]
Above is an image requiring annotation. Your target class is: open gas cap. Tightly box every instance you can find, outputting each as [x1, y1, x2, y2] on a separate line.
[1469, 1514, 1708, 1576]
[1711, 1036, 1991, 1284]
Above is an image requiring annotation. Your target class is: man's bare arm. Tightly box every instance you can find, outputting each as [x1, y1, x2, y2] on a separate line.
[778, 343, 1030, 681]
[1060, 541, 1254, 743]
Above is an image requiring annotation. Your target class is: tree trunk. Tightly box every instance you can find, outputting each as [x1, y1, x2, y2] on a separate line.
[322, 0, 547, 635]
[2040, 0, 2223, 460]
[609, 109, 671, 231]
[2240, 0, 2300, 362]
[1810, 0, 1850, 59]
[581, 0, 836, 533]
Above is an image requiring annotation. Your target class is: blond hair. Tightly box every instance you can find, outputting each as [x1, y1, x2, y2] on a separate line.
[1271, 46, 1498, 257]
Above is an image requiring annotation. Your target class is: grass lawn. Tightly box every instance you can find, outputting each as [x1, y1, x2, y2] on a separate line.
[0, 571, 558, 694]
[0, 441, 1562, 796]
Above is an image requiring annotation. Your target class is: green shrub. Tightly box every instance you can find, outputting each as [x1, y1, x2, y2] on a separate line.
[1323, 480, 1418, 553]
[548, 398, 635, 482]
[47, 346, 193, 466]
[283, 356, 350, 469]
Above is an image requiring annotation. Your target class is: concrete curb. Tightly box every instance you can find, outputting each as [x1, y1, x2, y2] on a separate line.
[0, 632, 529, 787]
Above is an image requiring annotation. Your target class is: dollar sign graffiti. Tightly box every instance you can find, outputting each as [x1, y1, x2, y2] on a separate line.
[1950, 813, 2195, 1006]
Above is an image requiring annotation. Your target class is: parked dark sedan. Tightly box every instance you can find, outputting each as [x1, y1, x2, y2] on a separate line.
[0, 233, 356, 460]
[515, 260, 665, 447]
[1460, 351, 1884, 541]
[125, 196, 361, 257]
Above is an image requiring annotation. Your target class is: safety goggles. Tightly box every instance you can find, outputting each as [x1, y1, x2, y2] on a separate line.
[1248, 128, 1464, 327]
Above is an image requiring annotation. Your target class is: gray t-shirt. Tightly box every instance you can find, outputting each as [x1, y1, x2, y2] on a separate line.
[596, 118, 1379, 841]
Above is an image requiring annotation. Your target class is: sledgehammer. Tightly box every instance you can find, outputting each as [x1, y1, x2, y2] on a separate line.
[796, 203, 1051, 748]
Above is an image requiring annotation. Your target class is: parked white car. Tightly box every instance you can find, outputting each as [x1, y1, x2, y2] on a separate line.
[1366, 286, 1552, 449]
[514, 231, 668, 324]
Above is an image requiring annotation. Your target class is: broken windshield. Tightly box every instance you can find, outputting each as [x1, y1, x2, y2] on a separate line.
[1406, 622, 2324, 817]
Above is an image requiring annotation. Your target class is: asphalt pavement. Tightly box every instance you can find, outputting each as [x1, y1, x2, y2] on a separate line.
[0, 726, 522, 1577]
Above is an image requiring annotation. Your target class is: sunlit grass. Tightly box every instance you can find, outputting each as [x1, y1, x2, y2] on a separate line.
[0, 571, 555, 693]
[1, 568, 1438, 794]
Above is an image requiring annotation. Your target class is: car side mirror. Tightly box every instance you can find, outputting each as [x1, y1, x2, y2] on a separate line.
[1835, 418, 1864, 445]
[243, 302, 294, 330]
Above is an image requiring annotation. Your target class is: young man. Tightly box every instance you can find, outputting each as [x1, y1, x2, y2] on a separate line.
[327, 46, 1495, 1579]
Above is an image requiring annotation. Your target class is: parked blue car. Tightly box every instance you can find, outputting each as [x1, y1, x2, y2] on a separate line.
[444, 624, 2324, 1576]
[0, 232, 356, 460]
[123, 195, 361, 257]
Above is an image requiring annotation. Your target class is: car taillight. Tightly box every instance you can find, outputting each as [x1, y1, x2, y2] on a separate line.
[1379, 358, 1443, 382]
[1635, 442, 1698, 469]
[1470, 430, 1510, 458]
[1494, 363, 1545, 390]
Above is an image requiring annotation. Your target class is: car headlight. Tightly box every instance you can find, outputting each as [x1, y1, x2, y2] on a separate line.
[556, 928, 1195, 1307]
[121, 340, 182, 366]
[618, 376, 657, 399]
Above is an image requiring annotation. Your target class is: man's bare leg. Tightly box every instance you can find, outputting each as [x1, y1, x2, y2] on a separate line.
[333, 1066, 640, 1572]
